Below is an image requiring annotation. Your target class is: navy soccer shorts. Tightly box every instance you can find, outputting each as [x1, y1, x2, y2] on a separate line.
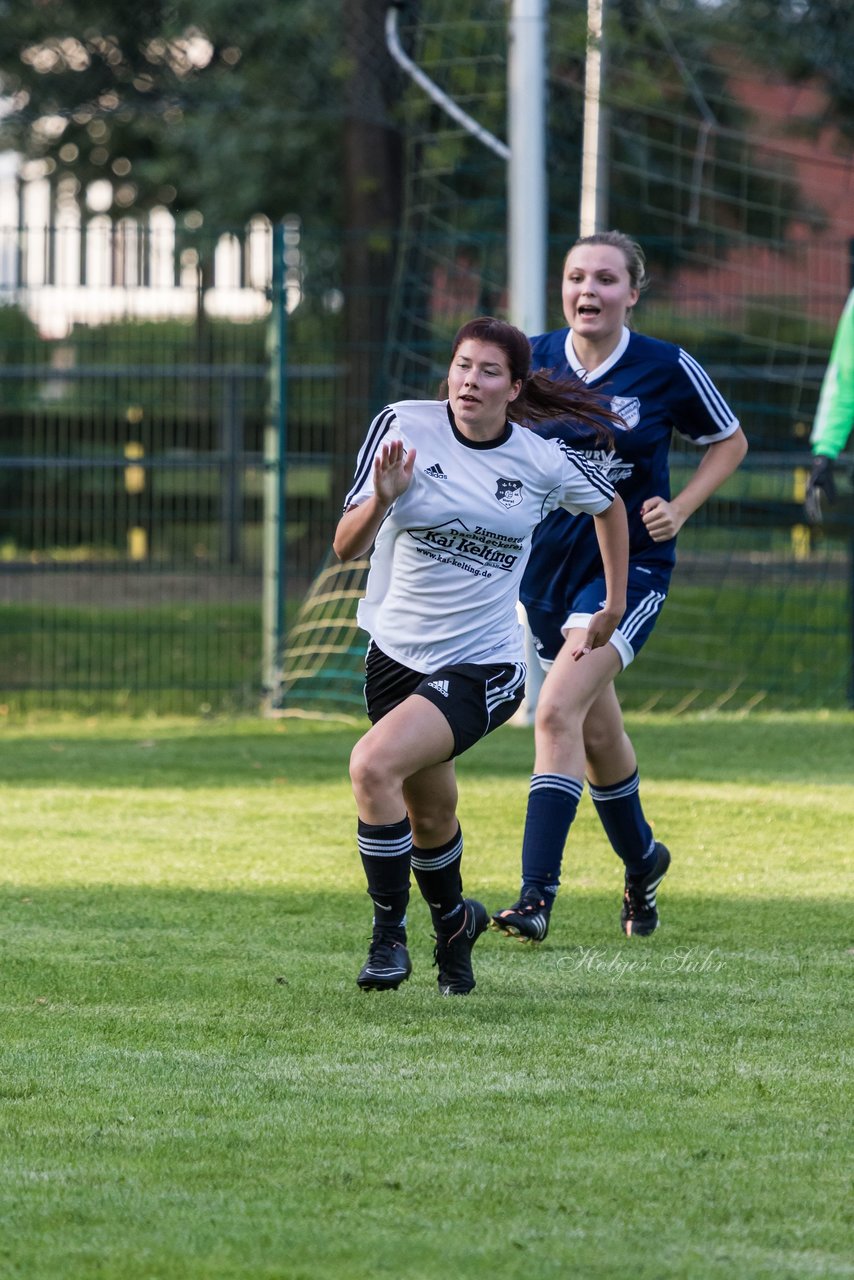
[364, 642, 526, 759]
[525, 562, 671, 671]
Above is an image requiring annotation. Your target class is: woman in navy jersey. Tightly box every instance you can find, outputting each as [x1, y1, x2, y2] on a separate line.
[334, 317, 628, 995]
[490, 231, 748, 944]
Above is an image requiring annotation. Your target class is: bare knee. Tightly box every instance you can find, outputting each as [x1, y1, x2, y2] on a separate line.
[535, 692, 585, 744]
[349, 739, 400, 809]
[409, 804, 457, 848]
[584, 715, 612, 760]
[584, 718, 634, 777]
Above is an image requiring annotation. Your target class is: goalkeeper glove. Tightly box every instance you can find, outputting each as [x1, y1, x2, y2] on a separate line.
[804, 455, 836, 524]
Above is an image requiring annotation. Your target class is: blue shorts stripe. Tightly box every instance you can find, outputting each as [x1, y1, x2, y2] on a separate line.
[621, 590, 666, 642]
[525, 564, 670, 666]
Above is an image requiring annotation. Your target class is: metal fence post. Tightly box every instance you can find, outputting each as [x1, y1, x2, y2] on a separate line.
[262, 222, 288, 708]
[218, 371, 244, 566]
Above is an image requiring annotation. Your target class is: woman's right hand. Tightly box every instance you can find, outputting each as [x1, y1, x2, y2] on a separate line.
[333, 439, 417, 562]
[569, 604, 624, 659]
[374, 439, 417, 506]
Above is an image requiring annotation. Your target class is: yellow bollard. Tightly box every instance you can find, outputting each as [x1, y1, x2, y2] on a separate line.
[124, 437, 147, 560]
[791, 465, 810, 561]
[128, 526, 148, 560]
[124, 440, 145, 495]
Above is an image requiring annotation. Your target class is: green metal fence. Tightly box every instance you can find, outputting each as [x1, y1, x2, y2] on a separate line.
[0, 220, 337, 714]
[1, 222, 853, 714]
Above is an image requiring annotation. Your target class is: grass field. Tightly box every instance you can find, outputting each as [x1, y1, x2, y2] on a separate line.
[1, 712, 852, 1279]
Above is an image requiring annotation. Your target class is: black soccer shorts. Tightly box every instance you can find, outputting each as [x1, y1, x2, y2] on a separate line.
[364, 642, 526, 759]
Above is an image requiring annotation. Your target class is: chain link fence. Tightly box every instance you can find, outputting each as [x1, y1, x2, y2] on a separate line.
[1, 219, 853, 713]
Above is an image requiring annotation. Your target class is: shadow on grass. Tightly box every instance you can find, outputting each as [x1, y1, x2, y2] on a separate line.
[0, 714, 852, 788]
[0, 723, 357, 789]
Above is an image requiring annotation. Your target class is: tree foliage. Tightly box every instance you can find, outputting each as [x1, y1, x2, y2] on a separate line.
[1, 0, 851, 291]
[715, 0, 854, 138]
[0, 0, 346, 229]
[1, 0, 851, 240]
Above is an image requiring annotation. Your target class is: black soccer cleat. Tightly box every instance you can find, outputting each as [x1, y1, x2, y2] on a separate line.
[357, 936, 412, 991]
[433, 899, 489, 995]
[620, 842, 671, 937]
[490, 886, 551, 943]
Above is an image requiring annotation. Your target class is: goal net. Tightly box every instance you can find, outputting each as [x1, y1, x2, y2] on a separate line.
[280, 4, 512, 715]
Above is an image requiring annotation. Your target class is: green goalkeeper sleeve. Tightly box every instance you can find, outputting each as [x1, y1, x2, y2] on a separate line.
[810, 288, 854, 459]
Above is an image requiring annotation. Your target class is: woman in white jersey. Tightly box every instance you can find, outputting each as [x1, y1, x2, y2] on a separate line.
[334, 317, 629, 995]
[490, 232, 748, 946]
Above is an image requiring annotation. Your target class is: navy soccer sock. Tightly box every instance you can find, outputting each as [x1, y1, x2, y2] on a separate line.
[588, 770, 656, 877]
[357, 816, 412, 940]
[411, 825, 464, 933]
[519, 773, 584, 904]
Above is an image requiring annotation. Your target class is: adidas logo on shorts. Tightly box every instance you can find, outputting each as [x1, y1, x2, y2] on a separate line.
[424, 462, 448, 479]
[427, 679, 449, 697]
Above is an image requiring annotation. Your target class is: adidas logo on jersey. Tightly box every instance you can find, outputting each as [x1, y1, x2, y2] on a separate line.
[427, 679, 449, 697]
[424, 462, 448, 479]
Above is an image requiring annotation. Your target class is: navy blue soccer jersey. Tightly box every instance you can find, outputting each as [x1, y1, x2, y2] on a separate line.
[521, 325, 740, 617]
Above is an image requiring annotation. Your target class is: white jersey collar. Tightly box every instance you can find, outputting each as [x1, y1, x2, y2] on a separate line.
[564, 325, 631, 382]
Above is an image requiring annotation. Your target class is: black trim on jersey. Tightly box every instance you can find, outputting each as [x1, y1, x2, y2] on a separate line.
[344, 406, 397, 509]
[554, 438, 617, 501]
[446, 402, 513, 449]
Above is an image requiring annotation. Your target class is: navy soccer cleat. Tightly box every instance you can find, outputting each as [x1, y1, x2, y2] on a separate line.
[620, 842, 671, 936]
[490, 886, 551, 943]
[433, 899, 489, 995]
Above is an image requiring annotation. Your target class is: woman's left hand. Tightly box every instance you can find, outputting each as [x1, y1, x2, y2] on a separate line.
[640, 495, 685, 542]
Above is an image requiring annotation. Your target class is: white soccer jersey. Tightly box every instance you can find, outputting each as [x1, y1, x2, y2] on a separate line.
[343, 399, 616, 672]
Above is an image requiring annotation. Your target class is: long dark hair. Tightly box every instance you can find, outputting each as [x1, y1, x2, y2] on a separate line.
[449, 316, 619, 445]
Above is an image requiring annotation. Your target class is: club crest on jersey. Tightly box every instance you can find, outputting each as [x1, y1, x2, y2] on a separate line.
[611, 395, 640, 429]
[495, 478, 523, 508]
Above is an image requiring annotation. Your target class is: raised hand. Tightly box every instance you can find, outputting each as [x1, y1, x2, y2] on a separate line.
[373, 439, 417, 506]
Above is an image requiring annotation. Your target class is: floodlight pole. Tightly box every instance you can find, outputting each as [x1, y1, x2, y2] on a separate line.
[580, 0, 609, 235]
[508, 0, 548, 723]
[508, 0, 547, 336]
[386, 0, 547, 330]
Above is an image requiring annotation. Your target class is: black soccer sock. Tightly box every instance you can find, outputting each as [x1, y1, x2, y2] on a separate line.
[411, 825, 464, 933]
[588, 770, 656, 877]
[357, 816, 412, 938]
[519, 773, 584, 902]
